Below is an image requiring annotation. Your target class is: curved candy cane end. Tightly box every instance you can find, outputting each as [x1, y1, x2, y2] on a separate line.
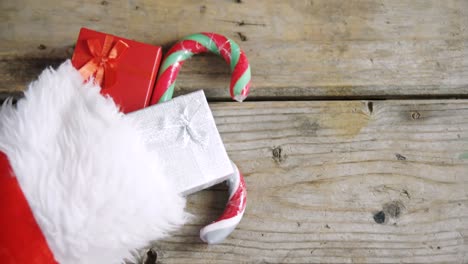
[199, 162, 247, 244]
[233, 94, 247, 102]
[199, 211, 245, 244]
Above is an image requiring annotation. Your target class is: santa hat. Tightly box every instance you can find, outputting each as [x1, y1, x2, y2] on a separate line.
[0, 61, 187, 263]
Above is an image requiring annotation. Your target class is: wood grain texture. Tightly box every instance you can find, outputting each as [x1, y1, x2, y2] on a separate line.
[1, 0, 467, 99]
[144, 100, 468, 264]
[2, 1, 467, 263]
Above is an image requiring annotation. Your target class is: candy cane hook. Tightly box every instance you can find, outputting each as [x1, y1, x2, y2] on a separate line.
[149, 32, 251, 104]
[151, 33, 249, 244]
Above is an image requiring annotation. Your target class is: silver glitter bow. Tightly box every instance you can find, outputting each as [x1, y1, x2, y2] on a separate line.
[156, 99, 209, 148]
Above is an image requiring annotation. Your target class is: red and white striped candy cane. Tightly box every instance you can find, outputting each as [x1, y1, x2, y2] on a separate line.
[200, 161, 246, 244]
[150, 33, 248, 244]
[149, 32, 251, 104]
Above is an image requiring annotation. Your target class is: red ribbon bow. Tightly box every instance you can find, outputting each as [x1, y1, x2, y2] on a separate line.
[79, 35, 129, 88]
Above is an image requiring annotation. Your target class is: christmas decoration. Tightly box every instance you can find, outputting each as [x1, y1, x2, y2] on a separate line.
[0, 31, 251, 262]
[72, 28, 162, 113]
[127, 90, 234, 196]
[0, 62, 187, 263]
[150, 32, 251, 104]
[150, 32, 248, 244]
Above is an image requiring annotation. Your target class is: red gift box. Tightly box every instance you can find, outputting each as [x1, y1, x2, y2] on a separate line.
[72, 28, 161, 113]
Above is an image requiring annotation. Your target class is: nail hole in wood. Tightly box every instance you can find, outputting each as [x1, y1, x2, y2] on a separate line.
[272, 146, 284, 163]
[411, 111, 421, 120]
[367, 101, 373, 114]
[395, 153, 406, 160]
[144, 249, 157, 264]
[237, 32, 247, 41]
[373, 211, 386, 224]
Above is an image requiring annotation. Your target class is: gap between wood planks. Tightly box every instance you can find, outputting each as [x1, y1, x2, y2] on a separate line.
[206, 94, 468, 102]
[3, 93, 468, 104]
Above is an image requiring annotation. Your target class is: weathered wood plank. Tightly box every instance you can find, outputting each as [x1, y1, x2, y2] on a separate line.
[147, 100, 468, 263]
[1, 0, 467, 99]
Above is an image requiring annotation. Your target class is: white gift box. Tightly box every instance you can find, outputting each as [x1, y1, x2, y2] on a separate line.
[126, 90, 233, 195]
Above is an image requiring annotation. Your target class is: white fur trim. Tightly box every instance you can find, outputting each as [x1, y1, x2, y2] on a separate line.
[0, 61, 187, 263]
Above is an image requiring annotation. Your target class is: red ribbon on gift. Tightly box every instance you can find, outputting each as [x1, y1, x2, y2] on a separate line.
[79, 35, 129, 88]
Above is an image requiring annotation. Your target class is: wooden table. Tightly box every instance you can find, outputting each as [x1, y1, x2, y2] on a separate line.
[1, 1, 467, 263]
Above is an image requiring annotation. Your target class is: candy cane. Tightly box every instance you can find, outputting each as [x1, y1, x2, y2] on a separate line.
[149, 32, 251, 104]
[151, 33, 248, 244]
[200, 161, 246, 244]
